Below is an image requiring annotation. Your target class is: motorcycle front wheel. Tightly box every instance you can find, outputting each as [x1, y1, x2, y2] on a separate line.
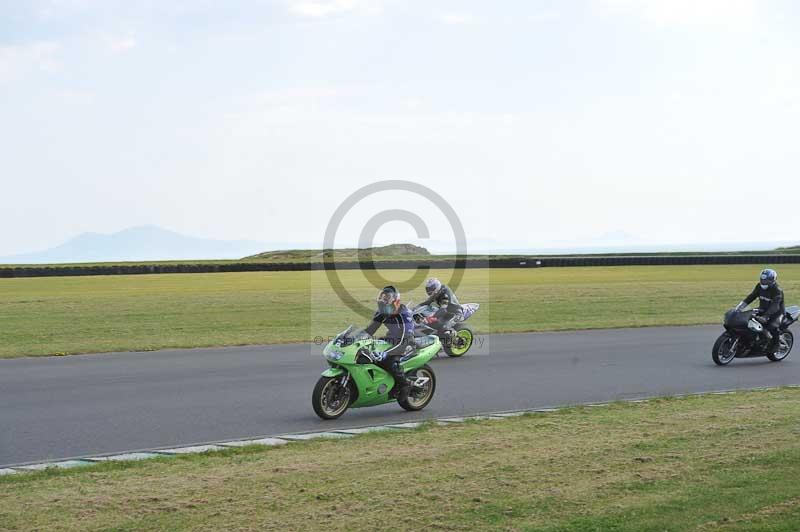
[767, 331, 793, 362]
[312, 375, 353, 420]
[712, 332, 738, 366]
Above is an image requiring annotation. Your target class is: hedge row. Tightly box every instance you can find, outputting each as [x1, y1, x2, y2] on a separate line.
[1, 254, 799, 278]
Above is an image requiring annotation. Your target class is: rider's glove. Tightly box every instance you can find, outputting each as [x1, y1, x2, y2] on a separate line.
[372, 351, 387, 362]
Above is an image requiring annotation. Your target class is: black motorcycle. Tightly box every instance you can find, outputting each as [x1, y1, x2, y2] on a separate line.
[712, 305, 800, 366]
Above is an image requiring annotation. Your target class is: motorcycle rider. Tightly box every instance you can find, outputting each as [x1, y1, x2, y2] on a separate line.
[365, 286, 415, 400]
[736, 268, 785, 351]
[415, 278, 463, 334]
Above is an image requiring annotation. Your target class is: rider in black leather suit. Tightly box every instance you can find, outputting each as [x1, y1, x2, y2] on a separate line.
[737, 268, 785, 349]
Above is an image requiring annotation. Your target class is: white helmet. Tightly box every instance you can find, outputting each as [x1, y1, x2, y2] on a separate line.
[425, 278, 442, 297]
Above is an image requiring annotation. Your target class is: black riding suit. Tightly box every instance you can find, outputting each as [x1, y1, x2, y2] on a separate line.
[418, 284, 462, 331]
[742, 282, 785, 345]
[364, 304, 415, 395]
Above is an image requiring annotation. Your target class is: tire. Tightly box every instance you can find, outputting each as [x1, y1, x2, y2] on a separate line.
[768, 330, 793, 362]
[712, 332, 738, 366]
[443, 325, 474, 357]
[312, 375, 353, 420]
[399, 365, 436, 412]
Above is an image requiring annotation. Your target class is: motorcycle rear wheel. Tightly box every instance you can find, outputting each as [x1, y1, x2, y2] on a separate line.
[712, 332, 737, 366]
[443, 326, 474, 357]
[399, 365, 436, 411]
[312, 375, 353, 420]
[767, 331, 793, 362]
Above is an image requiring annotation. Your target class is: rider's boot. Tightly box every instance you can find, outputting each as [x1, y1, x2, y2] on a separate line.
[766, 330, 779, 353]
[390, 361, 411, 401]
[439, 320, 455, 346]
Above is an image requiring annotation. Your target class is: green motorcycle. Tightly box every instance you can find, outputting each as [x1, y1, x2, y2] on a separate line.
[312, 326, 441, 420]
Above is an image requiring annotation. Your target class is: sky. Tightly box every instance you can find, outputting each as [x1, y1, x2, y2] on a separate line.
[1, 0, 799, 256]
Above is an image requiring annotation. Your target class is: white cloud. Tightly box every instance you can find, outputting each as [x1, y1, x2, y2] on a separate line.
[286, 0, 382, 18]
[439, 12, 477, 26]
[104, 33, 137, 53]
[528, 10, 560, 23]
[403, 97, 422, 111]
[51, 88, 95, 106]
[0, 41, 60, 83]
[222, 86, 352, 120]
[248, 86, 343, 112]
[599, 0, 757, 29]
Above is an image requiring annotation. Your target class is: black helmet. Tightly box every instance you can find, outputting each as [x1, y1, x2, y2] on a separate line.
[377, 286, 400, 315]
[760, 269, 777, 289]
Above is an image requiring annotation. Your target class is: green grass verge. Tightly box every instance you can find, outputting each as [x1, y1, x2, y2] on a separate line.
[3, 388, 800, 530]
[1, 264, 798, 358]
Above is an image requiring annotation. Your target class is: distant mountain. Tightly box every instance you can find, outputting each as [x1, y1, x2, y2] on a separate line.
[0, 226, 275, 264]
[245, 243, 430, 261]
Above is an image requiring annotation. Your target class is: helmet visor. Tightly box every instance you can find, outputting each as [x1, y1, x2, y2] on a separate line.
[377, 291, 397, 314]
[377, 292, 395, 304]
[377, 303, 395, 315]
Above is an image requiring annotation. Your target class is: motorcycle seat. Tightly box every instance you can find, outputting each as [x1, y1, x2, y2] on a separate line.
[414, 335, 437, 349]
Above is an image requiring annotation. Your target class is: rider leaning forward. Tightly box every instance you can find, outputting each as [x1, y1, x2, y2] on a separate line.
[415, 278, 462, 333]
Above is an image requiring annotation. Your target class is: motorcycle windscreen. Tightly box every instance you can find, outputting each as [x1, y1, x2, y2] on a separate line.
[724, 309, 752, 329]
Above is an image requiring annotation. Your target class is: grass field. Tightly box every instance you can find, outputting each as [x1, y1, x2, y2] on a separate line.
[1, 264, 798, 358]
[2, 388, 800, 530]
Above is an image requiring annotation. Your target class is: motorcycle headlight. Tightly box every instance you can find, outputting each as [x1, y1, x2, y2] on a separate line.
[325, 347, 344, 361]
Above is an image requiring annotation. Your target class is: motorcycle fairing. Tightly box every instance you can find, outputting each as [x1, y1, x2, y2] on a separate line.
[323, 336, 441, 408]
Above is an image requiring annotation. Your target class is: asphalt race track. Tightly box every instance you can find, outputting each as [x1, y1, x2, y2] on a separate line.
[3, 325, 800, 467]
